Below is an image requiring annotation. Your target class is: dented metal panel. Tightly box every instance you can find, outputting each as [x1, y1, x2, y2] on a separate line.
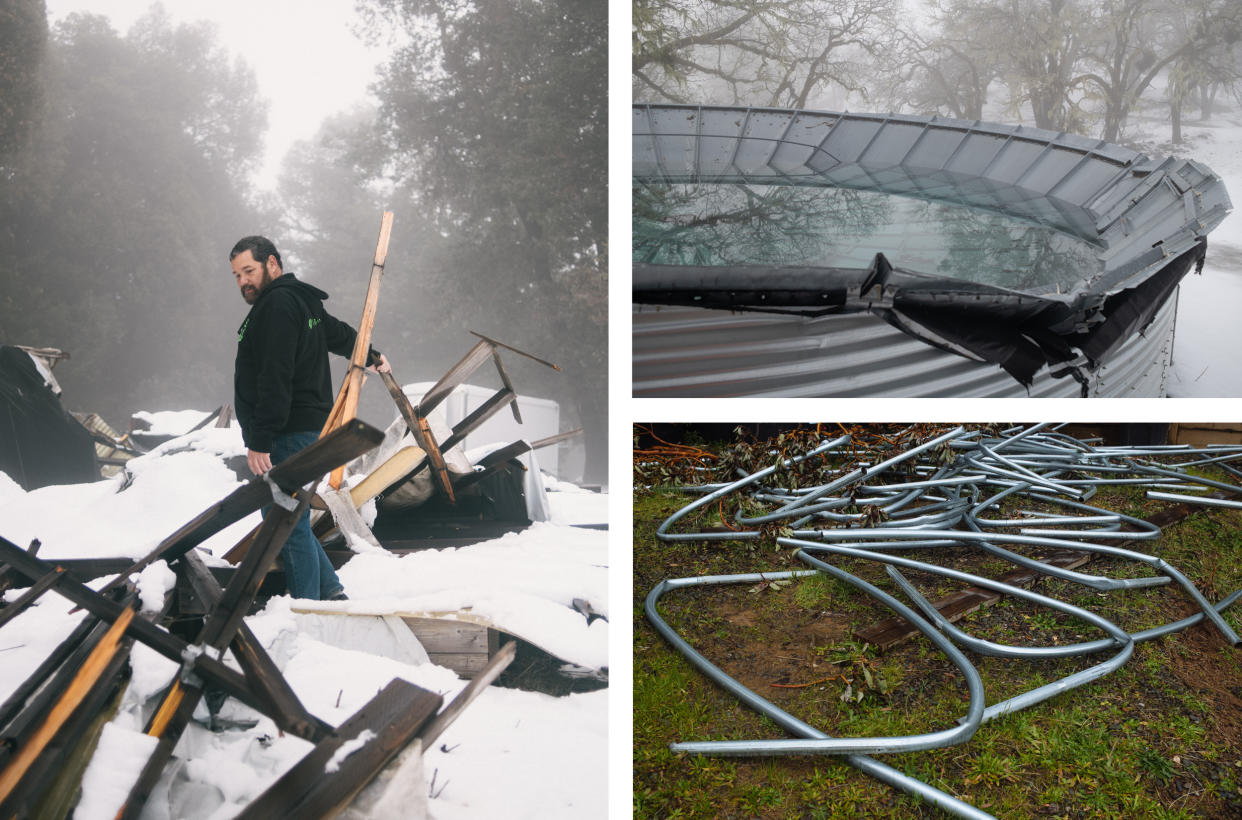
[633, 295, 1176, 398]
[632, 104, 1231, 397]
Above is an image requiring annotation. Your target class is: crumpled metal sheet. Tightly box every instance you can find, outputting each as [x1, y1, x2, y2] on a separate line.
[632, 104, 1231, 395]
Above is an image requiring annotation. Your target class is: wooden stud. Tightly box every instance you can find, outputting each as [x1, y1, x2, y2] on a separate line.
[235, 678, 442, 820]
[93, 419, 383, 596]
[323, 212, 394, 490]
[379, 370, 455, 502]
[0, 568, 64, 631]
[0, 608, 133, 807]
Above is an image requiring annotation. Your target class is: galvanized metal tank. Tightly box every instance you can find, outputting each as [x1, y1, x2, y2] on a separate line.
[633, 104, 1230, 397]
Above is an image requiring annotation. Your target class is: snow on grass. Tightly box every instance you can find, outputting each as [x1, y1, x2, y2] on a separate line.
[1128, 108, 1242, 396]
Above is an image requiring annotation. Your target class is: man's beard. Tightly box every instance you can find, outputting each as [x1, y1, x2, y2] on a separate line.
[240, 270, 277, 304]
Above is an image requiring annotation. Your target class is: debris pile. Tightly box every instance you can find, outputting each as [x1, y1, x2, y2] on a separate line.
[0, 421, 517, 818]
[643, 423, 1242, 820]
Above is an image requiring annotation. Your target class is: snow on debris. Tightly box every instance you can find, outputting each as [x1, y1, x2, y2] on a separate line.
[0, 419, 608, 819]
[131, 408, 214, 436]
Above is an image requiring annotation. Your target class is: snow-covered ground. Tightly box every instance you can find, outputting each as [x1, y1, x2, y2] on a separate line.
[0, 417, 608, 819]
[1155, 112, 1242, 397]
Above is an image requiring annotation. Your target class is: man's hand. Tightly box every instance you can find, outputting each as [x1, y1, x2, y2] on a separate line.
[367, 352, 392, 374]
[248, 449, 273, 475]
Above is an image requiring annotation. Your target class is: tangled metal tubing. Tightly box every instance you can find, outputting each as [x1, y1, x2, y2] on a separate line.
[642, 424, 1242, 819]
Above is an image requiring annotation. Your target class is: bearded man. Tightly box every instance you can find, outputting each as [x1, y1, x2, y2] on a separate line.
[230, 235, 389, 600]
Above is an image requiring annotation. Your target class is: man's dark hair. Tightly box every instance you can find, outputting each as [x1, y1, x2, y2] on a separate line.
[229, 235, 282, 269]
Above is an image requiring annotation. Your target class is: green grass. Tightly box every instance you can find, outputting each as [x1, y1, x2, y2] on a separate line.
[634, 454, 1242, 819]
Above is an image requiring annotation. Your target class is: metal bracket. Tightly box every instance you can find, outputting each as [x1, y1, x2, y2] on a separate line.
[264, 472, 299, 512]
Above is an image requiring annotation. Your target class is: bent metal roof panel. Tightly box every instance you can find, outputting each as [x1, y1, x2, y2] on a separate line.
[632, 104, 1232, 391]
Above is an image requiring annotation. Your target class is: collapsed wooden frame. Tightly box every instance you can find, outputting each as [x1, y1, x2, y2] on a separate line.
[0, 418, 515, 819]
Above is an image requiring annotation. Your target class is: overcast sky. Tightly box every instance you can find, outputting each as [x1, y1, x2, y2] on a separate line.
[44, 0, 392, 188]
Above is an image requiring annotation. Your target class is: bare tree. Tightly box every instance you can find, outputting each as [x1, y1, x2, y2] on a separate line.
[633, 0, 897, 107]
[881, 0, 997, 120]
[1075, 0, 1242, 142]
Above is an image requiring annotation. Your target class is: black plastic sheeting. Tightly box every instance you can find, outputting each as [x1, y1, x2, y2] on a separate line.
[633, 238, 1207, 392]
[0, 346, 98, 491]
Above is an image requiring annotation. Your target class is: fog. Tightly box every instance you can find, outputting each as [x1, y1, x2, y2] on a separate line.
[1, 0, 607, 481]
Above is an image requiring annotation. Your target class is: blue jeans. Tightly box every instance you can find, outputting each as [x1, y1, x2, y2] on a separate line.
[269, 431, 344, 600]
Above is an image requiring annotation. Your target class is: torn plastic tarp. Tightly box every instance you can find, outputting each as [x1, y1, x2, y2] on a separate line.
[633, 238, 1206, 391]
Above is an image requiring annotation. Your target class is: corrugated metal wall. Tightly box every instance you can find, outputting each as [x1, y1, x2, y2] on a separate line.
[633, 295, 1176, 398]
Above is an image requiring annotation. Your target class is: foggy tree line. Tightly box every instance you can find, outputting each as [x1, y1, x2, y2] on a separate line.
[633, 0, 1242, 146]
[0, 0, 607, 480]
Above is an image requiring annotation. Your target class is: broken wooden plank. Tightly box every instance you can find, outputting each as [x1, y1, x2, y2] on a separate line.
[418, 639, 515, 748]
[0, 607, 133, 812]
[310, 445, 427, 543]
[25, 666, 126, 820]
[416, 341, 493, 417]
[235, 678, 443, 820]
[27, 558, 134, 583]
[0, 536, 310, 736]
[178, 551, 329, 740]
[186, 406, 223, 433]
[95, 419, 384, 595]
[0, 617, 116, 771]
[10, 616, 136, 819]
[322, 211, 394, 490]
[380, 370, 455, 503]
[491, 347, 523, 424]
[119, 489, 317, 819]
[0, 567, 64, 631]
[531, 428, 583, 451]
[441, 387, 515, 452]
[200, 490, 311, 649]
[0, 616, 98, 735]
[467, 330, 561, 371]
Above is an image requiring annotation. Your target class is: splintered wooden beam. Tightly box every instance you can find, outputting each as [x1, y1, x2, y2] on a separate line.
[418, 639, 515, 748]
[380, 370, 455, 503]
[0, 617, 115, 772]
[323, 212, 394, 490]
[94, 419, 384, 596]
[0, 567, 64, 630]
[0, 616, 98, 735]
[0, 536, 312, 738]
[467, 330, 561, 371]
[491, 347, 523, 424]
[119, 490, 316, 820]
[416, 340, 493, 416]
[178, 552, 329, 740]
[531, 428, 583, 451]
[441, 388, 515, 452]
[310, 445, 427, 542]
[0, 607, 133, 812]
[235, 678, 443, 820]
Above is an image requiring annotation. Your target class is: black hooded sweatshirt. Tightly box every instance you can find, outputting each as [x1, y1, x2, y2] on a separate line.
[234, 273, 379, 453]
